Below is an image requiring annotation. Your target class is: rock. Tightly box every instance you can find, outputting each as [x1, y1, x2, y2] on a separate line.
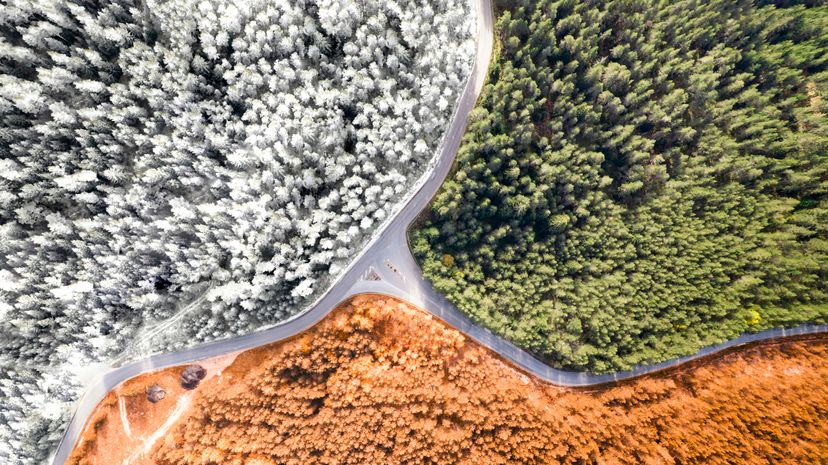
[180, 364, 207, 389]
[146, 384, 166, 403]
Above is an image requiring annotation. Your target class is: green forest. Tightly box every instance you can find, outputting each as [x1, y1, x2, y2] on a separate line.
[411, 0, 828, 372]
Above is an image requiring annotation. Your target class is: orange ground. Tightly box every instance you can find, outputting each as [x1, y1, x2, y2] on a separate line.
[69, 295, 828, 465]
[67, 354, 237, 465]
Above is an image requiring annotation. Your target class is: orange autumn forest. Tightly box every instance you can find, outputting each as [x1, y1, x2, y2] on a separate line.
[70, 295, 828, 465]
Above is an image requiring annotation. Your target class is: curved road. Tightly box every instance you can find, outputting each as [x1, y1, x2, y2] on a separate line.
[50, 0, 828, 463]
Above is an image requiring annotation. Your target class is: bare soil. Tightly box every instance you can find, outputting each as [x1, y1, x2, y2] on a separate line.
[67, 353, 237, 465]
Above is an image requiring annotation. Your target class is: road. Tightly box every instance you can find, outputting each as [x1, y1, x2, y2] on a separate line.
[49, 0, 828, 462]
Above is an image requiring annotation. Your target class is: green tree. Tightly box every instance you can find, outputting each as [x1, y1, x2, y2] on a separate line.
[412, 0, 828, 372]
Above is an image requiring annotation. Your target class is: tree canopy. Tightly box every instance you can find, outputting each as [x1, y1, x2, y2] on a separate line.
[0, 0, 473, 462]
[413, 0, 828, 372]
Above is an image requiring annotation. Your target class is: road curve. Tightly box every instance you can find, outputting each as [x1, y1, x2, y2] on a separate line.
[48, 2, 494, 463]
[49, 0, 828, 462]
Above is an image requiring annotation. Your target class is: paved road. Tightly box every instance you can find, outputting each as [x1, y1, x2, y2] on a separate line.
[49, 0, 828, 462]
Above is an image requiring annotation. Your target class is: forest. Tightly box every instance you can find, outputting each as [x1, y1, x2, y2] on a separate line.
[0, 0, 473, 462]
[412, 0, 828, 372]
[71, 295, 828, 465]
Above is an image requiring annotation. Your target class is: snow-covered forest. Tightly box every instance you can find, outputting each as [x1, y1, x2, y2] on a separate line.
[0, 0, 474, 461]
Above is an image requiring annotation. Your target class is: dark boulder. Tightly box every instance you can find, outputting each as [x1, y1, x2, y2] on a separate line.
[146, 384, 166, 403]
[180, 364, 207, 389]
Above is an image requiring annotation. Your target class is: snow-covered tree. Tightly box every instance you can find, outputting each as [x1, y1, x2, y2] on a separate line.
[0, 0, 474, 462]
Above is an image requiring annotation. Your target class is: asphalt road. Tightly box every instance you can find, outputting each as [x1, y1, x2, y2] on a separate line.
[49, 0, 828, 462]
